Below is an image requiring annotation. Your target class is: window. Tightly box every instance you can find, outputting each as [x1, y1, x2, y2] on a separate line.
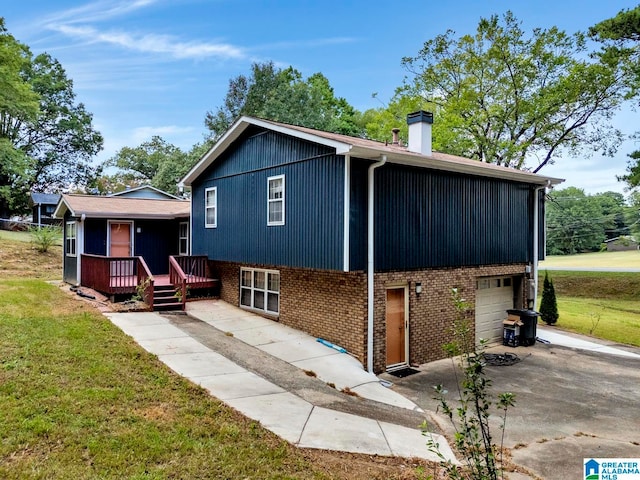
[205, 187, 217, 228]
[179, 221, 189, 256]
[66, 221, 77, 257]
[267, 175, 285, 226]
[240, 267, 280, 314]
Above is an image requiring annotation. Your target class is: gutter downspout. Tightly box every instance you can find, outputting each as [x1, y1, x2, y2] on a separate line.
[532, 180, 551, 309]
[367, 154, 387, 373]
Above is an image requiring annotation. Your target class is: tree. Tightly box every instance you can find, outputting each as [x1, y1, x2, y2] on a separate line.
[591, 191, 628, 239]
[204, 61, 362, 140]
[546, 187, 607, 255]
[400, 11, 629, 172]
[539, 271, 559, 325]
[103, 137, 208, 196]
[618, 150, 640, 190]
[0, 18, 103, 216]
[0, 19, 40, 217]
[590, 6, 640, 191]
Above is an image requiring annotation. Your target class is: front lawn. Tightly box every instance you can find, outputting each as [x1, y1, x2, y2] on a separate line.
[539, 270, 640, 347]
[0, 236, 424, 479]
[0, 279, 322, 479]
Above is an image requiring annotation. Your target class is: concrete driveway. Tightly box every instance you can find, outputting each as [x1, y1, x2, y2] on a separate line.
[382, 335, 640, 479]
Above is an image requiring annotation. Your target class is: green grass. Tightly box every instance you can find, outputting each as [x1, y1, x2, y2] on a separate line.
[0, 279, 330, 480]
[540, 250, 640, 268]
[0, 230, 33, 243]
[551, 297, 640, 347]
[539, 270, 640, 347]
[0, 228, 62, 246]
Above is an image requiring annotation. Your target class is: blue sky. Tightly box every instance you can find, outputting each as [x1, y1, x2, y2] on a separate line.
[4, 0, 638, 195]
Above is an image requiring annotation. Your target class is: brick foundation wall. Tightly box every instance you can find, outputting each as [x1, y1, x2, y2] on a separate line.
[209, 260, 529, 374]
[372, 264, 528, 373]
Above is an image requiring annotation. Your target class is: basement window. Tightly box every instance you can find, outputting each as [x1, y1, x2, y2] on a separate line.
[240, 267, 280, 315]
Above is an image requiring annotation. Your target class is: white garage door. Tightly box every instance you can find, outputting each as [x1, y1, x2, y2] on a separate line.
[475, 277, 514, 345]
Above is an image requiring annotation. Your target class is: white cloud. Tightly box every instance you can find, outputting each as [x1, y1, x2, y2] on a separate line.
[42, 0, 158, 25]
[49, 24, 245, 60]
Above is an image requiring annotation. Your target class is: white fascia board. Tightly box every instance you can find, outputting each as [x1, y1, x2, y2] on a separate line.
[179, 116, 352, 186]
[248, 117, 352, 153]
[350, 146, 563, 186]
[77, 213, 187, 220]
[52, 199, 73, 219]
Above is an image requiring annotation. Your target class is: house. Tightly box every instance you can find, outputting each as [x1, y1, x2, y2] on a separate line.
[53, 189, 217, 311]
[108, 184, 182, 200]
[29, 192, 61, 226]
[604, 235, 638, 252]
[180, 112, 563, 373]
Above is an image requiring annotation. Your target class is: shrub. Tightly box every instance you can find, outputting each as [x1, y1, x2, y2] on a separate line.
[539, 271, 559, 325]
[29, 225, 61, 253]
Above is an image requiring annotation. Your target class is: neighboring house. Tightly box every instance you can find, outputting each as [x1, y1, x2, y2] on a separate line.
[108, 184, 182, 200]
[604, 236, 638, 252]
[29, 192, 61, 226]
[180, 112, 563, 373]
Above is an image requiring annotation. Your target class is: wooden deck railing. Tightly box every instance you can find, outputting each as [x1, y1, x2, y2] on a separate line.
[169, 255, 188, 310]
[136, 256, 154, 307]
[169, 255, 218, 310]
[81, 254, 154, 307]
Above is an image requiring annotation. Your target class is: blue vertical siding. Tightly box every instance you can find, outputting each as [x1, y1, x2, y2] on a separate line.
[349, 160, 537, 271]
[83, 218, 181, 274]
[135, 219, 181, 274]
[192, 128, 344, 270]
[84, 218, 107, 255]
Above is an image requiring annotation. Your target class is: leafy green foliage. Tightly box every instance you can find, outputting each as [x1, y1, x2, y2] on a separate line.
[539, 271, 559, 325]
[0, 18, 103, 216]
[101, 137, 209, 196]
[546, 187, 633, 255]
[204, 61, 363, 139]
[399, 11, 628, 172]
[424, 288, 514, 480]
[590, 6, 640, 192]
[28, 225, 61, 253]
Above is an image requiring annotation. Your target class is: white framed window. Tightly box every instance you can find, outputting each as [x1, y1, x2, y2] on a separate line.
[267, 175, 285, 226]
[240, 267, 280, 315]
[205, 187, 217, 228]
[66, 221, 77, 257]
[178, 221, 189, 256]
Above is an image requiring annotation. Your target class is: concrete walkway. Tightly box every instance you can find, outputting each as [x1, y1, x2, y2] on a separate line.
[104, 301, 457, 464]
[537, 325, 640, 358]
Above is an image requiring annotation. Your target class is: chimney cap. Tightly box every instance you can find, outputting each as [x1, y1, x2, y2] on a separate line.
[407, 111, 433, 125]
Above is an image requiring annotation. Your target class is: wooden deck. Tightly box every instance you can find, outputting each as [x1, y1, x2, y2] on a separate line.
[107, 274, 216, 289]
[82, 254, 219, 311]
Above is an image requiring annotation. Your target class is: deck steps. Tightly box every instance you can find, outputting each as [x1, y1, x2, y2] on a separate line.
[153, 284, 182, 311]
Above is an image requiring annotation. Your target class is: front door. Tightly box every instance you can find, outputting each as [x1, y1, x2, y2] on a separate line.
[108, 222, 133, 276]
[109, 222, 132, 256]
[386, 287, 408, 368]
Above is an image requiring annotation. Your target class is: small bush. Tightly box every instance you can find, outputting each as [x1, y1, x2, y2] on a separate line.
[29, 226, 61, 253]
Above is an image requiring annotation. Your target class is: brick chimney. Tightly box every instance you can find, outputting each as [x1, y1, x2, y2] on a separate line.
[407, 111, 433, 156]
[391, 128, 400, 145]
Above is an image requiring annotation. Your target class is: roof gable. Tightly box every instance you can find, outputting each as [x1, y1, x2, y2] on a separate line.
[108, 185, 181, 200]
[53, 194, 190, 220]
[180, 116, 563, 187]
